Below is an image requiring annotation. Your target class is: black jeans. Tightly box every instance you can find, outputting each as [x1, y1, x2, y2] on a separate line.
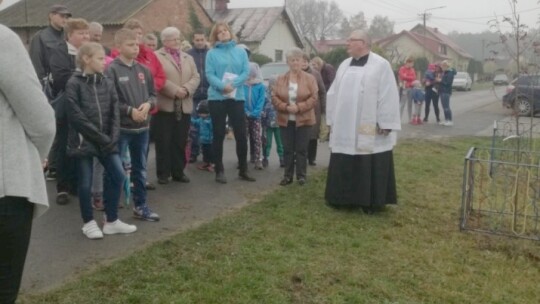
[307, 139, 318, 163]
[0, 197, 34, 304]
[208, 99, 248, 173]
[55, 118, 77, 194]
[280, 121, 310, 180]
[424, 88, 440, 121]
[153, 112, 190, 179]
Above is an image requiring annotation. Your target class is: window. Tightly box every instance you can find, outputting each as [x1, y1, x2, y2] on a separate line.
[275, 50, 283, 62]
[439, 44, 447, 55]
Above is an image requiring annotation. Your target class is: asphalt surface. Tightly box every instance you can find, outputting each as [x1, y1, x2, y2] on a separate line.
[21, 86, 513, 294]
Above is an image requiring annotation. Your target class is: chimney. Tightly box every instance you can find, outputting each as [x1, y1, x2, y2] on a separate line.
[216, 0, 229, 11]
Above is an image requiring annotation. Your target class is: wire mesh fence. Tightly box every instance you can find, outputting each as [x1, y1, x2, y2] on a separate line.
[460, 120, 540, 240]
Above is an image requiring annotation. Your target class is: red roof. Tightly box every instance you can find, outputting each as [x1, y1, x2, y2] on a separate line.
[313, 39, 347, 53]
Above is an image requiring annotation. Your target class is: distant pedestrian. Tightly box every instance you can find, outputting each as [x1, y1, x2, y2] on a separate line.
[310, 56, 334, 141]
[88, 21, 111, 55]
[262, 77, 284, 168]
[143, 33, 158, 50]
[191, 100, 214, 172]
[0, 24, 56, 304]
[205, 21, 255, 183]
[66, 42, 137, 239]
[398, 57, 416, 123]
[244, 63, 266, 170]
[439, 60, 456, 126]
[423, 63, 441, 123]
[410, 80, 425, 125]
[272, 47, 318, 186]
[106, 29, 160, 222]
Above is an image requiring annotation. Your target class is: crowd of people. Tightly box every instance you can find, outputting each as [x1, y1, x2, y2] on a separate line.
[1, 3, 457, 303]
[398, 57, 456, 126]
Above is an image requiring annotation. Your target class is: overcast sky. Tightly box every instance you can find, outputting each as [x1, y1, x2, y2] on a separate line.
[230, 0, 540, 34]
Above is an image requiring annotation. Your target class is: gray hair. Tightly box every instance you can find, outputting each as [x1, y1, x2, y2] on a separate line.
[351, 29, 371, 47]
[160, 27, 181, 41]
[88, 22, 103, 33]
[285, 47, 304, 61]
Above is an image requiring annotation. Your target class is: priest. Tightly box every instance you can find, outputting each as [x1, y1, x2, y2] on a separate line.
[325, 30, 401, 213]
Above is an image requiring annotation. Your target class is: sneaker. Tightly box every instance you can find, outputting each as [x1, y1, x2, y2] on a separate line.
[56, 192, 70, 205]
[216, 172, 227, 184]
[145, 182, 156, 190]
[262, 158, 269, 168]
[92, 198, 105, 211]
[444, 121, 454, 126]
[239, 171, 256, 182]
[438, 121, 445, 125]
[82, 220, 103, 239]
[254, 161, 263, 170]
[172, 174, 190, 183]
[45, 169, 57, 181]
[103, 219, 137, 235]
[133, 205, 160, 222]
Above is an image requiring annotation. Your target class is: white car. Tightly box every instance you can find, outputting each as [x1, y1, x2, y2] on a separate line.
[452, 72, 472, 91]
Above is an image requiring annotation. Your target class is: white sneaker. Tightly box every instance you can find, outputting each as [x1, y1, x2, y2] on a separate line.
[444, 121, 454, 126]
[82, 220, 103, 240]
[103, 219, 137, 235]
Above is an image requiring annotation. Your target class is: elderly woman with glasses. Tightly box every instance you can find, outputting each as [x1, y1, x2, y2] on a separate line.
[271, 47, 318, 186]
[153, 27, 200, 185]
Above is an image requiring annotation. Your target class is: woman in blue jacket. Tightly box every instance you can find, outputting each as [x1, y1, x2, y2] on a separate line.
[206, 22, 255, 183]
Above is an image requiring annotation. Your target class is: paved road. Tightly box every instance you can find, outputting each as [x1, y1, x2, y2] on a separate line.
[20, 87, 512, 294]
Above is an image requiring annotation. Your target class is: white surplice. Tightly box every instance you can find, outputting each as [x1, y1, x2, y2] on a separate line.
[326, 52, 401, 155]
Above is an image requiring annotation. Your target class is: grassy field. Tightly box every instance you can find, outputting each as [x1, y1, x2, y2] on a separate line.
[20, 137, 540, 304]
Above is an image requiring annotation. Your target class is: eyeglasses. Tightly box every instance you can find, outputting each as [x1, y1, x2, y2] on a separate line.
[347, 38, 364, 43]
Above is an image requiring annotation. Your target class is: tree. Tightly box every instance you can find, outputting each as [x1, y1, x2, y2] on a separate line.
[339, 11, 367, 39]
[250, 53, 273, 66]
[413, 57, 429, 77]
[368, 15, 394, 39]
[287, 0, 344, 41]
[320, 47, 348, 68]
[188, 3, 203, 34]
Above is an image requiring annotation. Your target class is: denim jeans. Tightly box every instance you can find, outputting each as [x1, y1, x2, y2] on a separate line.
[424, 87, 440, 121]
[77, 154, 126, 223]
[400, 88, 413, 122]
[440, 92, 452, 121]
[118, 130, 150, 207]
[0, 197, 34, 304]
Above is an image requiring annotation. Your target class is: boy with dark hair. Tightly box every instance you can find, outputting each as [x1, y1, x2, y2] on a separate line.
[106, 29, 160, 222]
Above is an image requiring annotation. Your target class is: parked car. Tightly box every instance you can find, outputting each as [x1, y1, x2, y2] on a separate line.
[260, 62, 288, 86]
[502, 75, 540, 116]
[452, 72, 472, 91]
[493, 74, 509, 86]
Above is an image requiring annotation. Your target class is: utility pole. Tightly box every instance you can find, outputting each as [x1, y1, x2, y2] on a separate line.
[419, 6, 446, 58]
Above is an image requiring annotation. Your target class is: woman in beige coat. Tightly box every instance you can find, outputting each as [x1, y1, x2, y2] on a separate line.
[154, 27, 200, 184]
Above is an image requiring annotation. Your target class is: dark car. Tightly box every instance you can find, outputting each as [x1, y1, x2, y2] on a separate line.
[493, 74, 509, 85]
[502, 75, 540, 116]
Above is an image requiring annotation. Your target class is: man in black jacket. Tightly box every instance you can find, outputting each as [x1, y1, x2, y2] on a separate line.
[187, 28, 209, 163]
[48, 18, 90, 205]
[29, 4, 71, 84]
[29, 4, 71, 179]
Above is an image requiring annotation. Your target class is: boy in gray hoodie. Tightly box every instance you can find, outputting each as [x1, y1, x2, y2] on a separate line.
[106, 28, 159, 222]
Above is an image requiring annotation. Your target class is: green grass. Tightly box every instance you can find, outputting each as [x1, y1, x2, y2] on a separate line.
[20, 137, 540, 304]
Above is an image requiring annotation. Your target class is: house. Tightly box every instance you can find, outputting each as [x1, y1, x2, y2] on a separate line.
[376, 25, 473, 71]
[202, 0, 303, 62]
[0, 0, 213, 47]
[313, 39, 347, 54]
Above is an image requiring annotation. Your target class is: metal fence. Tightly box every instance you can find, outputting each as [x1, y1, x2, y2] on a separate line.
[460, 120, 540, 240]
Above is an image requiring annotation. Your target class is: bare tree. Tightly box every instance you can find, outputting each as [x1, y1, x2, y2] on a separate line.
[287, 0, 344, 41]
[339, 12, 368, 38]
[368, 15, 395, 39]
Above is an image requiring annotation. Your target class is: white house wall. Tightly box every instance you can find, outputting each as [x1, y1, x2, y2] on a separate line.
[257, 16, 299, 62]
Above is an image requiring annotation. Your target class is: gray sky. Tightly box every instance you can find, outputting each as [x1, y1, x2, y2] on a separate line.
[230, 0, 540, 34]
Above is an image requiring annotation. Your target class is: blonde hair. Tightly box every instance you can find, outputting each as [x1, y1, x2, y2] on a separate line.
[311, 56, 323, 65]
[208, 22, 236, 46]
[124, 19, 144, 30]
[114, 28, 138, 46]
[76, 42, 104, 69]
[65, 18, 89, 37]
